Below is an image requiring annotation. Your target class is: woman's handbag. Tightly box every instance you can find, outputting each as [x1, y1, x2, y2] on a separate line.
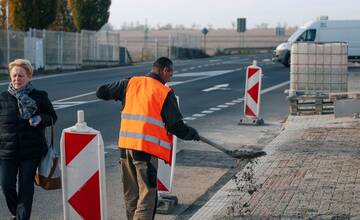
[35, 120, 61, 190]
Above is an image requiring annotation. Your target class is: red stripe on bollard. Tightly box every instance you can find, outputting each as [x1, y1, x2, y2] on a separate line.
[157, 179, 168, 192]
[247, 67, 259, 78]
[64, 133, 96, 165]
[248, 82, 259, 103]
[68, 171, 101, 220]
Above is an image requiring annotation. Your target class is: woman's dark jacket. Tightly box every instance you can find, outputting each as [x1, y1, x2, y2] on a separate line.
[0, 89, 57, 160]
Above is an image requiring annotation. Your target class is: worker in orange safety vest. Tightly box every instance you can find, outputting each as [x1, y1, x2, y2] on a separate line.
[96, 57, 200, 220]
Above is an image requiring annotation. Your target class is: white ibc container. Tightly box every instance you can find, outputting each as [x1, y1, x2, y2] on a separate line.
[316, 54, 324, 65]
[324, 55, 332, 65]
[308, 44, 317, 54]
[324, 44, 333, 54]
[331, 55, 342, 65]
[315, 74, 324, 84]
[316, 44, 324, 54]
[290, 42, 348, 94]
[323, 74, 331, 84]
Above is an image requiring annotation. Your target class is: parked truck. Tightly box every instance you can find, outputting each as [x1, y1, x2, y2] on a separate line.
[272, 17, 360, 67]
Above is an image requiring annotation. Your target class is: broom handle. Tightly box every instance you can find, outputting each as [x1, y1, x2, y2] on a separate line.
[199, 135, 230, 154]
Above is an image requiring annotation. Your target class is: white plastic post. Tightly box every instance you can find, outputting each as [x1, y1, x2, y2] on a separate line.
[252, 60, 257, 67]
[157, 93, 178, 194]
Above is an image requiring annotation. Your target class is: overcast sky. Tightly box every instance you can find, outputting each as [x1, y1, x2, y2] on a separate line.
[109, 0, 360, 29]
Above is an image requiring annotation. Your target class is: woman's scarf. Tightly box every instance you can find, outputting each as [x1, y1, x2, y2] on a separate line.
[8, 82, 38, 119]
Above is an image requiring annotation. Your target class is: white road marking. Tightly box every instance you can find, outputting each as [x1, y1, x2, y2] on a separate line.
[198, 65, 203, 68]
[217, 105, 229, 108]
[260, 81, 289, 94]
[105, 145, 119, 150]
[209, 107, 221, 111]
[209, 59, 221, 62]
[263, 58, 271, 62]
[182, 68, 188, 71]
[183, 117, 196, 121]
[168, 70, 235, 86]
[202, 83, 230, 92]
[201, 110, 214, 114]
[173, 70, 232, 78]
[192, 113, 206, 117]
[53, 91, 95, 102]
[226, 102, 236, 105]
[53, 99, 99, 110]
[232, 100, 243, 103]
[189, 67, 195, 70]
[166, 81, 184, 86]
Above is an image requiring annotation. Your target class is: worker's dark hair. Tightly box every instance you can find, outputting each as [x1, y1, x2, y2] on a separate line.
[152, 57, 173, 70]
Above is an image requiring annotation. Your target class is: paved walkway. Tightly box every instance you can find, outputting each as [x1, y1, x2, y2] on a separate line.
[190, 115, 360, 219]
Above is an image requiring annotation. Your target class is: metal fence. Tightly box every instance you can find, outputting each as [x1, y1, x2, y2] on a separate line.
[203, 34, 290, 55]
[0, 28, 292, 73]
[0, 29, 202, 72]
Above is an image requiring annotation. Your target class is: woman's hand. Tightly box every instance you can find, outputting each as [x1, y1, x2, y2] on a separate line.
[29, 115, 42, 127]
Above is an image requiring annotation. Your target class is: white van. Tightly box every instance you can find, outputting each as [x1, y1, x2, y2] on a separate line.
[272, 17, 360, 67]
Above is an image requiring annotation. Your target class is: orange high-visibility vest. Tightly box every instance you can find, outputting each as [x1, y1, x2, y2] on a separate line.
[118, 76, 173, 163]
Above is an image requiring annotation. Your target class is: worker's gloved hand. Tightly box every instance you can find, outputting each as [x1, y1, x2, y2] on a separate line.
[184, 126, 200, 141]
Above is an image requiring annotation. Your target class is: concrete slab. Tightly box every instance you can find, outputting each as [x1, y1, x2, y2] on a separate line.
[335, 99, 360, 118]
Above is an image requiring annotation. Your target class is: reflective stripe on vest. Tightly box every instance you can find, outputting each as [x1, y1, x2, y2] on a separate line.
[121, 113, 165, 128]
[119, 76, 173, 163]
[119, 131, 172, 150]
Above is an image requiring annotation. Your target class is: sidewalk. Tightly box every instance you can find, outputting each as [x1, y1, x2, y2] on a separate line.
[190, 114, 360, 219]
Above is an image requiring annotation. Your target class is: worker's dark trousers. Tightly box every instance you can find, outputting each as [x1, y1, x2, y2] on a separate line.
[0, 159, 38, 220]
[121, 150, 158, 220]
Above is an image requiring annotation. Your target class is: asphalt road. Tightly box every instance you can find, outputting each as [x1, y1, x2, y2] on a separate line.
[0, 54, 289, 150]
[0, 54, 291, 219]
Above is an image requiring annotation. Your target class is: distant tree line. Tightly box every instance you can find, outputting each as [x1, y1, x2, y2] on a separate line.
[0, 0, 111, 32]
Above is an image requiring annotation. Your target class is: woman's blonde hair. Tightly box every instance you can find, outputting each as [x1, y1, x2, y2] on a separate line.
[8, 59, 33, 77]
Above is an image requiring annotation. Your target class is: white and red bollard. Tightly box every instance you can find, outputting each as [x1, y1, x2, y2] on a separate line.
[157, 134, 177, 194]
[156, 135, 178, 213]
[60, 110, 107, 220]
[239, 60, 264, 125]
[156, 94, 179, 214]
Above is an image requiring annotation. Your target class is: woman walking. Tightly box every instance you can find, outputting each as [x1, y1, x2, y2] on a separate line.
[0, 59, 57, 220]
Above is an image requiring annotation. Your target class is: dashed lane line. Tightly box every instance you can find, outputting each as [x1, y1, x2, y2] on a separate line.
[192, 113, 206, 117]
[183, 80, 290, 122]
[183, 117, 196, 121]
